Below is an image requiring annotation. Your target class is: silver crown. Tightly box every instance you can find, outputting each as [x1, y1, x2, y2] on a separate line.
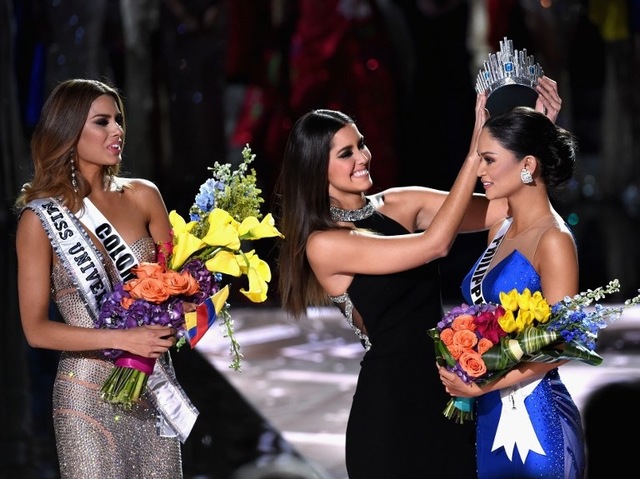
[475, 37, 544, 95]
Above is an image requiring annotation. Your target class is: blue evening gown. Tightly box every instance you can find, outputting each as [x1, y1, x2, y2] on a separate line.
[461, 247, 586, 479]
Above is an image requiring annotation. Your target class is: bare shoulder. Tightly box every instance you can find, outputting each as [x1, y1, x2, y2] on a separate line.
[538, 218, 577, 257]
[119, 178, 165, 207]
[16, 208, 51, 256]
[306, 228, 351, 257]
[120, 177, 161, 195]
[16, 207, 42, 237]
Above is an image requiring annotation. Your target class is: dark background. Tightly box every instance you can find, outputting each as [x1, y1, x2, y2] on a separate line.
[2, 0, 640, 478]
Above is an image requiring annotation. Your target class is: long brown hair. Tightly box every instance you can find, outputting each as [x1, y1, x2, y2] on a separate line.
[15, 78, 126, 212]
[274, 109, 354, 318]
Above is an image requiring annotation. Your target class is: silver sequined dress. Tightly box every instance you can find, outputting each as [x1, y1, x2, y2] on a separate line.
[51, 237, 183, 479]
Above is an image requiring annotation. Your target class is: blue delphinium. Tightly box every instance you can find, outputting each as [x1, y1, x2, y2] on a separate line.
[191, 178, 225, 221]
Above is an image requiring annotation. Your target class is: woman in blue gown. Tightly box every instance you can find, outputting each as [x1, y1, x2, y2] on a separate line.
[439, 106, 586, 479]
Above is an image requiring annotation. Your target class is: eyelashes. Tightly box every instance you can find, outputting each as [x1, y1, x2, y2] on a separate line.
[336, 137, 367, 159]
[94, 116, 123, 128]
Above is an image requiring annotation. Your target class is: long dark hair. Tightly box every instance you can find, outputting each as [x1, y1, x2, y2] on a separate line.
[275, 109, 354, 318]
[15, 78, 125, 212]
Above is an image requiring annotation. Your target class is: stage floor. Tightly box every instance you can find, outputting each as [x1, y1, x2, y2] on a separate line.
[194, 306, 358, 479]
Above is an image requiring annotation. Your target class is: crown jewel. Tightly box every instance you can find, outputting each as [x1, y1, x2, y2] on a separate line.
[475, 37, 544, 95]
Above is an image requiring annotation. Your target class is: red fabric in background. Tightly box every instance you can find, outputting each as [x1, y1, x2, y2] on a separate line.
[228, 0, 401, 199]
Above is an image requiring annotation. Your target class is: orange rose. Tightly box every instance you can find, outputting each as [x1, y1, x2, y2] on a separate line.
[446, 343, 465, 360]
[124, 277, 170, 303]
[458, 350, 487, 379]
[162, 270, 201, 296]
[477, 337, 494, 355]
[452, 329, 478, 349]
[452, 314, 477, 332]
[440, 328, 455, 346]
[132, 262, 166, 279]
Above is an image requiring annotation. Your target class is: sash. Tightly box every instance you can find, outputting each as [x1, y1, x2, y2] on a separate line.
[27, 197, 198, 443]
[76, 198, 137, 282]
[26, 198, 110, 317]
[468, 218, 511, 304]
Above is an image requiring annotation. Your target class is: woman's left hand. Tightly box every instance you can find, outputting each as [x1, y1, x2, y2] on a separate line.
[535, 76, 562, 123]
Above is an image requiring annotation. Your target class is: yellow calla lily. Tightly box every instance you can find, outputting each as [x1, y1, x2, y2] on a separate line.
[238, 213, 284, 240]
[240, 265, 269, 303]
[237, 250, 272, 282]
[252, 257, 272, 283]
[170, 233, 206, 270]
[169, 210, 197, 234]
[201, 209, 241, 250]
[168, 210, 205, 270]
[205, 250, 242, 277]
[202, 223, 241, 250]
[207, 208, 238, 229]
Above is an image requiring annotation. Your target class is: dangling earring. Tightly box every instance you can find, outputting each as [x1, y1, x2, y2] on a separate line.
[104, 167, 113, 191]
[520, 168, 533, 184]
[70, 149, 78, 193]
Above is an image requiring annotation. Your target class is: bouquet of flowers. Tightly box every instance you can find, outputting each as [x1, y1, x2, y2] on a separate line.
[96, 144, 284, 408]
[428, 279, 640, 424]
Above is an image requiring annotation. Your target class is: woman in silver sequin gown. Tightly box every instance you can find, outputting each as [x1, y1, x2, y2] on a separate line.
[15, 79, 184, 478]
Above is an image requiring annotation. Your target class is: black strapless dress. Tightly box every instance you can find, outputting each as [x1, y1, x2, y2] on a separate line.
[340, 210, 476, 478]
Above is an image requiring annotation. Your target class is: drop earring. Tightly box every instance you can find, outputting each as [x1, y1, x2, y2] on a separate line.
[520, 168, 533, 184]
[104, 167, 113, 191]
[70, 150, 78, 193]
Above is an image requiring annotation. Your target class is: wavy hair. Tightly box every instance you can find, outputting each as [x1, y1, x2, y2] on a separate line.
[15, 78, 126, 212]
[274, 109, 354, 318]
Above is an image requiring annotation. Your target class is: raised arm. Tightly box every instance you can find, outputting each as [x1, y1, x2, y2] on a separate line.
[307, 93, 490, 278]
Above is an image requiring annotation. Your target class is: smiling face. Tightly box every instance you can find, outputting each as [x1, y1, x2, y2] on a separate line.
[476, 127, 531, 201]
[327, 123, 372, 204]
[75, 94, 124, 172]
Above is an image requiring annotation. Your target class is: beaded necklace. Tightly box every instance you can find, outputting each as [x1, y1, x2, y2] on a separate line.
[329, 201, 376, 222]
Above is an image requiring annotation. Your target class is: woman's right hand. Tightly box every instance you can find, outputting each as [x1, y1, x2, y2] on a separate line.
[123, 325, 176, 358]
[438, 364, 482, 398]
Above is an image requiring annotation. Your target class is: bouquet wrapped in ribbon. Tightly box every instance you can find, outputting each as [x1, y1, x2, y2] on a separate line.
[97, 145, 284, 407]
[428, 279, 640, 424]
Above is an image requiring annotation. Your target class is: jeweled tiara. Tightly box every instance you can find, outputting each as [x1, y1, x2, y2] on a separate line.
[476, 37, 544, 115]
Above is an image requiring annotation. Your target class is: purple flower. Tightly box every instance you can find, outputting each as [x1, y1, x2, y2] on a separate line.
[96, 261, 220, 359]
